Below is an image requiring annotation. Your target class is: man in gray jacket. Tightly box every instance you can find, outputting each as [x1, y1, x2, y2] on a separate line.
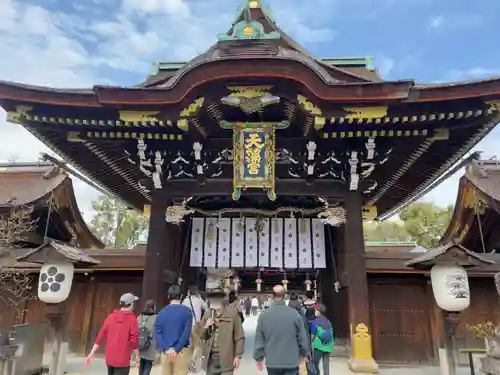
[253, 284, 309, 375]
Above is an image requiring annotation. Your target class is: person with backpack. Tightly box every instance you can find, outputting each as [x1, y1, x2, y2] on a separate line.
[301, 291, 318, 329]
[310, 304, 334, 375]
[85, 293, 139, 375]
[137, 299, 157, 375]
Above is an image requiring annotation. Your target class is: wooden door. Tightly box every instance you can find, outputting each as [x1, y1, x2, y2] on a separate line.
[369, 276, 434, 365]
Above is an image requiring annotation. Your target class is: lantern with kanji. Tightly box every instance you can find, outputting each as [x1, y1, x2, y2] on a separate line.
[305, 279, 312, 292]
[256, 278, 263, 292]
[282, 279, 289, 292]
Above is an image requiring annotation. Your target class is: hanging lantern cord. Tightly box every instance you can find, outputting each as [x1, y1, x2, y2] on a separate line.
[473, 189, 487, 253]
[326, 226, 341, 292]
[178, 218, 193, 286]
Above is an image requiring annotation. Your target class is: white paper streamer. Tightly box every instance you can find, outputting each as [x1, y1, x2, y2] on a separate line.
[189, 217, 204, 267]
[311, 219, 326, 268]
[284, 218, 298, 269]
[245, 218, 258, 267]
[231, 218, 245, 267]
[217, 218, 231, 268]
[258, 218, 270, 267]
[270, 218, 283, 268]
[204, 218, 217, 268]
[298, 218, 313, 268]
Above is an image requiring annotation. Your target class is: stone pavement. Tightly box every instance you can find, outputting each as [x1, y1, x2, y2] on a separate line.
[62, 314, 472, 375]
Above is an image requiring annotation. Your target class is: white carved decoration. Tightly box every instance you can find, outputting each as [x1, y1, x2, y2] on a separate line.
[349, 151, 359, 191]
[165, 203, 194, 224]
[365, 138, 376, 160]
[193, 142, 204, 176]
[38, 261, 74, 304]
[430, 264, 470, 312]
[152, 150, 164, 189]
[306, 141, 317, 176]
[137, 140, 152, 177]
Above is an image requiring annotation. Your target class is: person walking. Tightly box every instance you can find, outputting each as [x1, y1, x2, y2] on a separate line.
[244, 297, 251, 317]
[85, 293, 139, 375]
[251, 296, 259, 316]
[310, 304, 334, 375]
[288, 293, 302, 311]
[156, 285, 193, 375]
[137, 299, 157, 375]
[200, 292, 245, 375]
[253, 285, 309, 375]
[182, 285, 207, 372]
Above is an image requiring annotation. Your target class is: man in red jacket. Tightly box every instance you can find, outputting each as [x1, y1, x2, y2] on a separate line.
[85, 293, 140, 375]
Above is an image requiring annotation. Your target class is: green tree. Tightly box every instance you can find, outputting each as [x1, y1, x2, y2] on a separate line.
[399, 202, 453, 248]
[89, 195, 149, 248]
[364, 220, 412, 242]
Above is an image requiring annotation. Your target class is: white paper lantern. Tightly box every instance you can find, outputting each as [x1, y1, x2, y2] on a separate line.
[38, 261, 74, 304]
[430, 264, 470, 312]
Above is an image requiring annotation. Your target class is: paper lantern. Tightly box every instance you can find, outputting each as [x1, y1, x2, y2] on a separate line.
[38, 261, 74, 304]
[430, 264, 470, 312]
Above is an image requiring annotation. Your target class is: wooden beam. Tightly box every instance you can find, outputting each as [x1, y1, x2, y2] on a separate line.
[163, 179, 348, 198]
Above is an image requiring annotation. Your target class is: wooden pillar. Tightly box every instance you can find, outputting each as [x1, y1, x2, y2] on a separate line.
[344, 191, 379, 373]
[142, 190, 169, 307]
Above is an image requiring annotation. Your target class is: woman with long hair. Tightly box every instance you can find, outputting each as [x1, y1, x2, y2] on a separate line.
[137, 299, 157, 375]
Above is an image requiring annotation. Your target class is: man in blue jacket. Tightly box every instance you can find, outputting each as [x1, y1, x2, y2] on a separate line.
[156, 285, 193, 375]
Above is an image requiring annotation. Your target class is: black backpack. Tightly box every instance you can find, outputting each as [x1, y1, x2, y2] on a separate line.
[138, 316, 152, 350]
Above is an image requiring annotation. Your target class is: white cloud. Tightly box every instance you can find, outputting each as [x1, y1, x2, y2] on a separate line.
[376, 56, 395, 76]
[427, 15, 444, 30]
[427, 14, 483, 32]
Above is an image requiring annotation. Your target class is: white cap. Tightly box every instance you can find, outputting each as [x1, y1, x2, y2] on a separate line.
[120, 293, 139, 305]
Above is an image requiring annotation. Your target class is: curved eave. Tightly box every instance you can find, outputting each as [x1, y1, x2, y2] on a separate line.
[441, 169, 500, 246]
[441, 176, 469, 243]
[2, 64, 500, 108]
[57, 178, 105, 249]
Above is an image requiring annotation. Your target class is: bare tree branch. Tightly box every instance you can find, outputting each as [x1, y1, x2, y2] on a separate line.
[0, 206, 38, 316]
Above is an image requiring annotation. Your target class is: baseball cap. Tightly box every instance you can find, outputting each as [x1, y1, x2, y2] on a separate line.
[120, 293, 139, 305]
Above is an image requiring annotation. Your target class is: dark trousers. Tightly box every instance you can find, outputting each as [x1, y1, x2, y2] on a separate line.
[266, 367, 299, 375]
[139, 358, 154, 375]
[107, 365, 130, 375]
[313, 350, 330, 375]
[251, 306, 258, 316]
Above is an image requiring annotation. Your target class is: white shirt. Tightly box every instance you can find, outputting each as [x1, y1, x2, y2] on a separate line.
[182, 294, 207, 325]
[251, 297, 259, 307]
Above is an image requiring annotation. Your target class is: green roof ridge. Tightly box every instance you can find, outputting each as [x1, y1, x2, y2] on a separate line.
[151, 56, 373, 77]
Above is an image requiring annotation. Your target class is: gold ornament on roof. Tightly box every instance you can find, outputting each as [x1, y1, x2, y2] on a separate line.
[228, 86, 273, 98]
[165, 204, 194, 225]
[342, 106, 388, 120]
[318, 207, 346, 226]
[119, 111, 160, 123]
[248, 0, 260, 8]
[6, 105, 32, 124]
[223, 86, 279, 115]
[297, 95, 325, 130]
[180, 97, 205, 117]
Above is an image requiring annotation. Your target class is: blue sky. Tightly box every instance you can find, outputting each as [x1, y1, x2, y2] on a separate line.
[0, 0, 499, 218]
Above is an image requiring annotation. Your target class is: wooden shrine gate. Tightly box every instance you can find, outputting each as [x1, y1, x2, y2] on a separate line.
[368, 275, 434, 365]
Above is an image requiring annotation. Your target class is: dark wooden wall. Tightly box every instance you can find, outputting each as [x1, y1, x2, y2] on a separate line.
[1, 271, 499, 362]
[368, 274, 500, 365]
